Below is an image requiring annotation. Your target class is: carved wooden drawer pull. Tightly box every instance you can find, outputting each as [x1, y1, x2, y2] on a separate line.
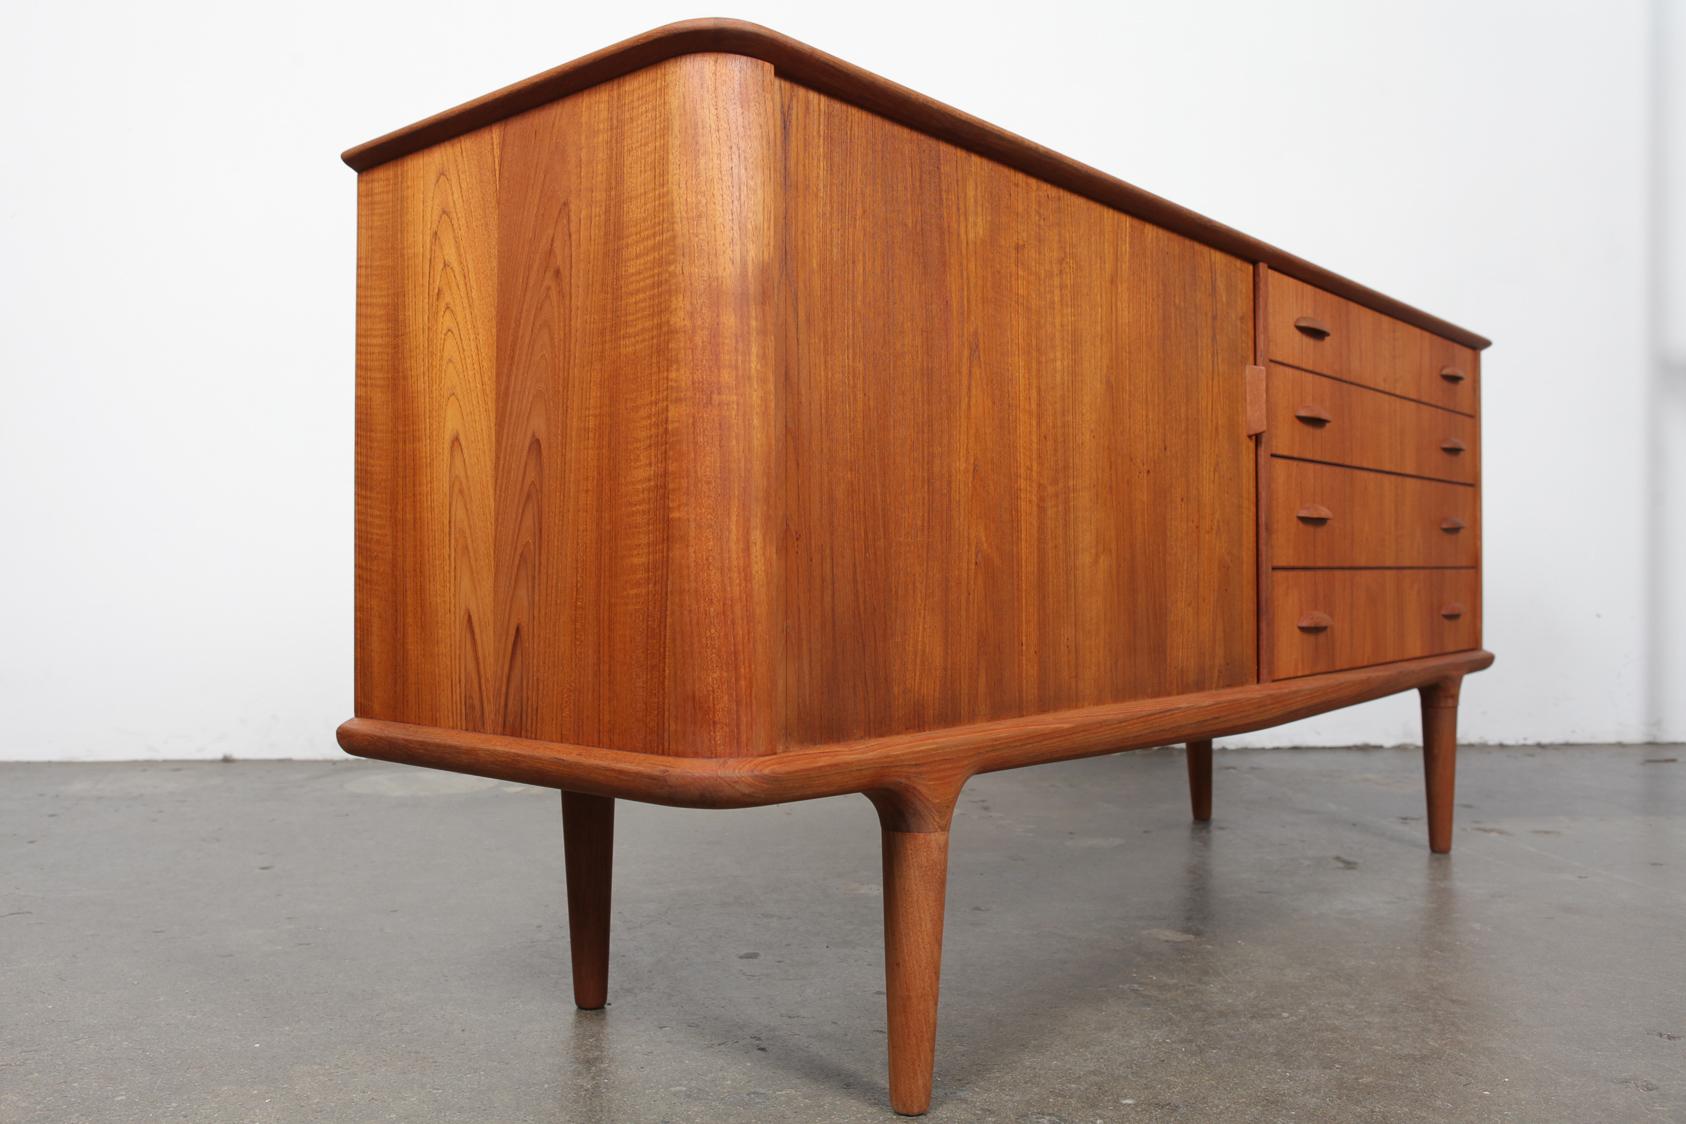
[1440, 438, 1466, 454]
[1440, 366, 1466, 383]
[1440, 603, 1465, 621]
[1294, 315, 1332, 340]
[1296, 504, 1333, 525]
[1294, 405, 1332, 426]
[1440, 517, 1466, 533]
[1297, 611, 1333, 633]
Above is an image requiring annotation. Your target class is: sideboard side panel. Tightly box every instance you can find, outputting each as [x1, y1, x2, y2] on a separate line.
[355, 55, 779, 757]
[778, 82, 1257, 746]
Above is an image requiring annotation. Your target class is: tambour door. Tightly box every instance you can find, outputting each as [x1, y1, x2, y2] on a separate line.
[779, 80, 1259, 745]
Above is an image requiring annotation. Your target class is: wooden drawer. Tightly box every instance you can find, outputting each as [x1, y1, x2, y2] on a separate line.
[1268, 272, 1477, 413]
[1269, 365, 1478, 484]
[1268, 460, 1478, 568]
[1269, 569, 1480, 678]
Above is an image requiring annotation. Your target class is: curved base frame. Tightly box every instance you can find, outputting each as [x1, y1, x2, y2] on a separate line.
[340, 648, 1490, 1115]
[339, 649, 1491, 826]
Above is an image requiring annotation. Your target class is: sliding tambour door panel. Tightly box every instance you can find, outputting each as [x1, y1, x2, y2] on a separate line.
[355, 55, 779, 758]
[779, 81, 1256, 746]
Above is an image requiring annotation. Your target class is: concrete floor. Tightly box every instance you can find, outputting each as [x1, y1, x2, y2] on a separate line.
[2, 746, 1683, 1123]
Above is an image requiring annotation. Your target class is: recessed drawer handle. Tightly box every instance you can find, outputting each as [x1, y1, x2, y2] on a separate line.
[1440, 438, 1466, 454]
[1440, 603, 1465, 621]
[1297, 611, 1333, 633]
[1440, 366, 1466, 384]
[1294, 315, 1332, 340]
[1296, 504, 1333, 525]
[1295, 405, 1333, 427]
[1440, 517, 1466, 533]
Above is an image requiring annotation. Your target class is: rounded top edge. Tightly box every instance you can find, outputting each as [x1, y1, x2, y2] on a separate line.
[339, 18, 799, 170]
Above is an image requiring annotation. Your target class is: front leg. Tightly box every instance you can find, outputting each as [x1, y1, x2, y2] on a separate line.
[1419, 677, 1462, 854]
[867, 773, 967, 1115]
[880, 826, 951, 1115]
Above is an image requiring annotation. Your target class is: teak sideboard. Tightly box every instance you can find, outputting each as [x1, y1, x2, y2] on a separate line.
[337, 19, 1493, 1115]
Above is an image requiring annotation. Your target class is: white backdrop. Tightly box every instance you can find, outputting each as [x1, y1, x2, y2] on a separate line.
[2, 0, 1681, 760]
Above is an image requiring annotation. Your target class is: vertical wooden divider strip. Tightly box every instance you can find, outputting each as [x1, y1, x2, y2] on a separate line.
[1255, 263, 1273, 683]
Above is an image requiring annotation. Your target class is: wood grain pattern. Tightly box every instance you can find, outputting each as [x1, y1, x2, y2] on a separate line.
[1268, 365, 1478, 484]
[781, 81, 1257, 746]
[355, 55, 778, 757]
[1268, 570, 1481, 679]
[354, 131, 500, 730]
[1268, 459, 1479, 568]
[1267, 271, 1479, 412]
[341, 20, 1488, 352]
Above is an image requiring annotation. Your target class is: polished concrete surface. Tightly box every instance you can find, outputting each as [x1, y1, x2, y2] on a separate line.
[3, 745, 1682, 1122]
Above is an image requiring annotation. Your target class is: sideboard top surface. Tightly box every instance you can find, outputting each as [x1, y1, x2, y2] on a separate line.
[341, 17, 1490, 350]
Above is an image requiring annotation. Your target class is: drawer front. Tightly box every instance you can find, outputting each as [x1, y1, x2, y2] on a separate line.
[1268, 272, 1477, 413]
[1269, 460, 1478, 568]
[1269, 570, 1480, 678]
[1269, 365, 1478, 484]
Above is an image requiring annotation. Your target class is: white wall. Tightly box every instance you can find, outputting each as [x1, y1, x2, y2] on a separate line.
[0, 0, 1678, 760]
[1651, 0, 1686, 742]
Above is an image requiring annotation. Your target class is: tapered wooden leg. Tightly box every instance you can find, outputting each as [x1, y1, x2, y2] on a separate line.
[865, 775, 966, 1116]
[561, 791, 614, 1009]
[1419, 678, 1461, 855]
[1186, 738, 1213, 822]
[880, 825, 951, 1115]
